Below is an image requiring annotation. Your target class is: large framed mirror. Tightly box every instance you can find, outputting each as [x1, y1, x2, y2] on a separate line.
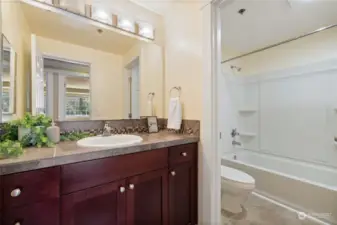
[1, 35, 16, 122]
[1, 0, 164, 122]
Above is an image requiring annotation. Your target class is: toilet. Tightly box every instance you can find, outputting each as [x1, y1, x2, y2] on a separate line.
[221, 165, 255, 214]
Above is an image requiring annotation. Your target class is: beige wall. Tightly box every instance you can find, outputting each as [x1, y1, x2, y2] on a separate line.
[163, 3, 203, 120]
[37, 36, 124, 120]
[2, 2, 31, 118]
[123, 42, 164, 118]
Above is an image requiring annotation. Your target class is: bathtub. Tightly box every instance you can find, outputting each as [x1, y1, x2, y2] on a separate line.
[222, 150, 337, 224]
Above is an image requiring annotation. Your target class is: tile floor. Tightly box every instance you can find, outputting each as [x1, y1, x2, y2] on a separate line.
[222, 194, 323, 225]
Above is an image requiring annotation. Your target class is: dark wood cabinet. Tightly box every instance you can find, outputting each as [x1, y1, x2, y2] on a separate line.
[61, 180, 126, 225]
[0, 143, 198, 225]
[3, 167, 60, 209]
[61, 149, 168, 194]
[169, 163, 197, 225]
[126, 169, 168, 225]
[3, 200, 59, 225]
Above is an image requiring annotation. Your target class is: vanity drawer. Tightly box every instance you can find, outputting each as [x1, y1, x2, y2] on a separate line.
[61, 148, 168, 194]
[3, 200, 59, 225]
[2, 167, 60, 209]
[169, 143, 197, 165]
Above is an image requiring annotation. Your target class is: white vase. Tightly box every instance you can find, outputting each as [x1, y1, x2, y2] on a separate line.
[18, 127, 31, 141]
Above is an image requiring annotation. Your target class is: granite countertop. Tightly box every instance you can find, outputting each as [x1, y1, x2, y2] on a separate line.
[0, 132, 199, 175]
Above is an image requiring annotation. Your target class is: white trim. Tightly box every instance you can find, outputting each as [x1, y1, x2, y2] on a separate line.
[43, 54, 90, 67]
[57, 74, 65, 120]
[31, 34, 38, 116]
[44, 68, 90, 78]
[46, 71, 53, 117]
[200, 0, 223, 224]
[9, 47, 16, 114]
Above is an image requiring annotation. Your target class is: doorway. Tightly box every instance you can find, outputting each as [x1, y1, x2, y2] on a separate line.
[124, 57, 140, 119]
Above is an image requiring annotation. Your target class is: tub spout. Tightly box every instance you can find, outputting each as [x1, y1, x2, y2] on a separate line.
[232, 140, 241, 146]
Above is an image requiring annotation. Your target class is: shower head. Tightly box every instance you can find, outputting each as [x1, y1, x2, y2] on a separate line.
[230, 65, 242, 72]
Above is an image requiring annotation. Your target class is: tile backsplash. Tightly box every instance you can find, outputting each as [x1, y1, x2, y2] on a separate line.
[56, 119, 200, 136]
[0, 119, 200, 138]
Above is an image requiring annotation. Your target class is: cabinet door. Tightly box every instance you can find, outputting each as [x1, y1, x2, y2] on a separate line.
[126, 169, 168, 225]
[169, 162, 197, 225]
[61, 180, 126, 225]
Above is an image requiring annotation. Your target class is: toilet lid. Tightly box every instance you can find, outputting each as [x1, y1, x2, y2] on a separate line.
[221, 166, 255, 184]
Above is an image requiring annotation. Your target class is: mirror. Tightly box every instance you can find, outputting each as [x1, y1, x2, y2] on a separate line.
[1, 0, 164, 121]
[1, 35, 16, 122]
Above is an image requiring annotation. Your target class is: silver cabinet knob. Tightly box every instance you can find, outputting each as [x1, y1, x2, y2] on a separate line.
[171, 171, 176, 176]
[14, 222, 21, 225]
[120, 187, 125, 193]
[181, 152, 187, 157]
[11, 188, 21, 197]
[129, 184, 135, 190]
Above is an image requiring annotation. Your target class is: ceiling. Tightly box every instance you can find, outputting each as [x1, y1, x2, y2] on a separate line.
[129, 0, 206, 15]
[21, 1, 148, 55]
[221, 0, 337, 59]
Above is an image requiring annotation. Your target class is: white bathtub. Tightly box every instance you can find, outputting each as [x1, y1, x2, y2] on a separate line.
[222, 150, 337, 224]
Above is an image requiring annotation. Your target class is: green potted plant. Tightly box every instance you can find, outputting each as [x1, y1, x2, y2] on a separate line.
[12, 113, 52, 142]
[0, 140, 23, 158]
[14, 113, 34, 141]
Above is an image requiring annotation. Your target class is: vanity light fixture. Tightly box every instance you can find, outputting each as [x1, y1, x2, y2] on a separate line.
[137, 22, 154, 39]
[117, 17, 135, 33]
[59, 0, 85, 15]
[92, 7, 113, 25]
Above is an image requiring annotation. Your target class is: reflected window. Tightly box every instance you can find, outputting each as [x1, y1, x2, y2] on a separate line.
[1, 35, 16, 119]
[66, 96, 90, 117]
[1, 92, 9, 113]
[64, 76, 90, 118]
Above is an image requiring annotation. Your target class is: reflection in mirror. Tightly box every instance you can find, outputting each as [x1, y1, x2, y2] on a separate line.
[1, 35, 16, 122]
[43, 57, 90, 121]
[2, 0, 164, 122]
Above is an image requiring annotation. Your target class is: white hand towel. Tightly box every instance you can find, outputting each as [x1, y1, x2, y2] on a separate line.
[167, 97, 182, 130]
[146, 100, 154, 116]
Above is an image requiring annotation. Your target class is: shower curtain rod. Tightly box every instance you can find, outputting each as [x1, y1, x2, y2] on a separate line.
[221, 23, 337, 64]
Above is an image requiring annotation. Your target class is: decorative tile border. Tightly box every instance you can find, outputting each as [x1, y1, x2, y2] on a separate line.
[56, 119, 200, 136]
[0, 119, 200, 139]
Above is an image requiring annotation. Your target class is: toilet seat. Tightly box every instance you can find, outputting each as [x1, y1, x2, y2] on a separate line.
[221, 166, 255, 188]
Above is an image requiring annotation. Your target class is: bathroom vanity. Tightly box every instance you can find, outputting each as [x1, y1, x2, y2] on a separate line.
[0, 134, 198, 225]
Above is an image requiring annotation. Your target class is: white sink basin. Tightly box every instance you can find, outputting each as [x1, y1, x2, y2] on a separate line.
[77, 135, 143, 148]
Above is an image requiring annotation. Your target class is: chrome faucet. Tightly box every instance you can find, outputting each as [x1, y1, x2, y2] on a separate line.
[231, 128, 240, 138]
[102, 123, 112, 136]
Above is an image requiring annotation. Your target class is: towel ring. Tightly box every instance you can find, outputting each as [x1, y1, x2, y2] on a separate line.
[170, 86, 181, 97]
[148, 92, 155, 100]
